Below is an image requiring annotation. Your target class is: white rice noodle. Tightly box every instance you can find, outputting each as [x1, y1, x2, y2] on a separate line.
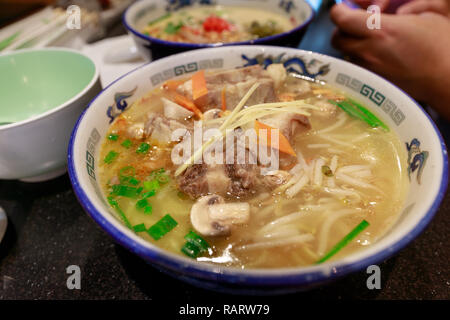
[352, 133, 371, 143]
[326, 177, 336, 188]
[253, 204, 276, 220]
[330, 155, 338, 172]
[296, 150, 308, 170]
[327, 147, 346, 155]
[350, 169, 372, 178]
[320, 134, 354, 148]
[236, 234, 314, 251]
[286, 173, 309, 198]
[313, 158, 326, 186]
[317, 209, 359, 255]
[254, 224, 300, 241]
[316, 112, 346, 134]
[259, 211, 305, 233]
[323, 187, 362, 201]
[335, 172, 380, 192]
[337, 165, 370, 174]
[307, 143, 331, 149]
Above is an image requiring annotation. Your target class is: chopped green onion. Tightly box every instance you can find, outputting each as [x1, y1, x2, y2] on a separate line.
[164, 21, 183, 34]
[329, 99, 389, 131]
[129, 177, 140, 186]
[148, 12, 171, 26]
[181, 241, 201, 258]
[137, 142, 151, 154]
[121, 139, 132, 149]
[142, 190, 156, 199]
[143, 179, 160, 192]
[316, 220, 370, 264]
[181, 231, 210, 258]
[147, 214, 178, 240]
[321, 165, 333, 177]
[144, 205, 153, 214]
[104, 151, 119, 164]
[110, 185, 142, 198]
[108, 133, 119, 141]
[348, 99, 389, 131]
[107, 196, 132, 229]
[133, 223, 147, 233]
[119, 166, 135, 177]
[136, 198, 149, 209]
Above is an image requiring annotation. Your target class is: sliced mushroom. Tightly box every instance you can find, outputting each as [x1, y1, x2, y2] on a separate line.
[190, 195, 250, 237]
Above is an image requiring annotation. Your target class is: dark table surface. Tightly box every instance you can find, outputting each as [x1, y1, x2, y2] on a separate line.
[0, 1, 449, 300]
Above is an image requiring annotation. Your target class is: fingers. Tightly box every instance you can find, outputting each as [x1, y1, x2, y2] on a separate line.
[353, 0, 390, 11]
[330, 3, 374, 37]
[331, 29, 382, 70]
[396, 0, 449, 15]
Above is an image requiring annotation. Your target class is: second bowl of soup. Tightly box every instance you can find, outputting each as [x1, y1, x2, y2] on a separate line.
[68, 46, 447, 294]
[123, 0, 314, 60]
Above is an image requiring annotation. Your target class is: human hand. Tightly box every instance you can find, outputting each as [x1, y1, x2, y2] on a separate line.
[396, 0, 450, 16]
[330, 4, 450, 119]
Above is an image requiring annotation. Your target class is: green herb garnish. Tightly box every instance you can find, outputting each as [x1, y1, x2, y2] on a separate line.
[164, 21, 183, 34]
[121, 139, 132, 149]
[321, 165, 333, 177]
[147, 214, 178, 240]
[107, 196, 132, 229]
[108, 133, 119, 141]
[137, 142, 150, 154]
[133, 223, 147, 233]
[181, 231, 210, 258]
[104, 151, 119, 164]
[143, 179, 160, 192]
[329, 99, 389, 131]
[110, 185, 142, 198]
[316, 220, 370, 264]
[148, 13, 171, 26]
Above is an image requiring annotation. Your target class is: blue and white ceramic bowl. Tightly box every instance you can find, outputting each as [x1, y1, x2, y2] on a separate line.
[68, 46, 448, 294]
[123, 0, 314, 60]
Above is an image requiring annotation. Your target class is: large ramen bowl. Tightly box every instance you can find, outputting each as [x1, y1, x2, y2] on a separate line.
[123, 0, 314, 60]
[68, 46, 448, 294]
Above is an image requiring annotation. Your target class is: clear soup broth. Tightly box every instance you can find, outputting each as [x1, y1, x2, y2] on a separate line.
[99, 64, 408, 269]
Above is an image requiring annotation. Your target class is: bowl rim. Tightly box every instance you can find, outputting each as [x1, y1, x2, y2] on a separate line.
[0, 47, 99, 132]
[122, 0, 315, 49]
[68, 45, 448, 286]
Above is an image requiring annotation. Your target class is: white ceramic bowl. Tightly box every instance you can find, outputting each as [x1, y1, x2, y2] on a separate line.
[0, 48, 101, 182]
[68, 46, 447, 294]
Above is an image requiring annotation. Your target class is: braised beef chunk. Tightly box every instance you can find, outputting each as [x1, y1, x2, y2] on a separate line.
[177, 163, 232, 199]
[177, 65, 278, 111]
[225, 162, 259, 198]
[178, 164, 209, 198]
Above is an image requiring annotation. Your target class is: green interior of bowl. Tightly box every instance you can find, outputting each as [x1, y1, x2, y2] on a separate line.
[0, 49, 95, 124]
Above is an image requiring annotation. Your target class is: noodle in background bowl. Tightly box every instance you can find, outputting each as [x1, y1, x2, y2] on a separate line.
[123, 0, 314, 61]
[68, 46, 448, 294]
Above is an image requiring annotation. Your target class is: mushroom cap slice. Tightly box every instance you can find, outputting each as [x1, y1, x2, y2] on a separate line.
[190, 195, 230, 237]
[190, 195, 251, 237]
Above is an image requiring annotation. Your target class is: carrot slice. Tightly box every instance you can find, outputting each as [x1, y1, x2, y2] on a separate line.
[255, 120, 296, 157]
[192, 70, 208, 101]
[162, 79, 184, 91]
[221, 87, 227, 111]
[174, 93, 203, 119]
